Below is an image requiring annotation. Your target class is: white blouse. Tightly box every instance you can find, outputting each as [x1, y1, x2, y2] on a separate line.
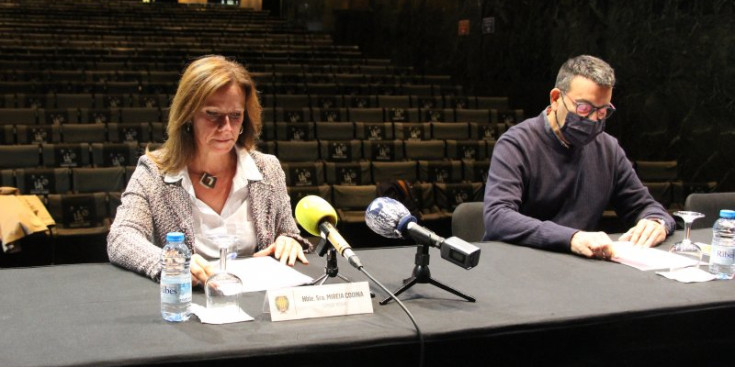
[164, 147, 262, 259]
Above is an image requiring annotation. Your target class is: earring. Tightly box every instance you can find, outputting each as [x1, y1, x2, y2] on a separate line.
[184, 122, 192, 133]
[239, 126, 244, 135]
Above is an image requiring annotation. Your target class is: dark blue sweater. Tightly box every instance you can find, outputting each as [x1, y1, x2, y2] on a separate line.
[482, 112, 675, 252]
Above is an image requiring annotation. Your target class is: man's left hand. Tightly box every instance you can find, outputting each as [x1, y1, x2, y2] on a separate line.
[254, 235, 309, 266]
[618, 218, 667, 247]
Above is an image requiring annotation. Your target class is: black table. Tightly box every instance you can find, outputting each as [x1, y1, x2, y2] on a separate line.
[1, 229, 733, 367]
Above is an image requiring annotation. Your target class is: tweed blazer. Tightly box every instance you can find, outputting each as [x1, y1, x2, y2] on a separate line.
[107, 149, 312, 281]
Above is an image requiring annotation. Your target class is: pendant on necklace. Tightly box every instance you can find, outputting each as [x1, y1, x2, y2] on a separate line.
[200, 172, 217, 189]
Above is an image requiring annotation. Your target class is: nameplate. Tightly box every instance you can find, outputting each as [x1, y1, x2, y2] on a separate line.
[267, 282, 373, 322]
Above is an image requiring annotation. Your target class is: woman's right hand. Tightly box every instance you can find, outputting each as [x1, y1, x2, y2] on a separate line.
[190, 254, 215, 287]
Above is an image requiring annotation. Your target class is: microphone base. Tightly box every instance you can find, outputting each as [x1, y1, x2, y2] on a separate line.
[379, 243, 476, 305]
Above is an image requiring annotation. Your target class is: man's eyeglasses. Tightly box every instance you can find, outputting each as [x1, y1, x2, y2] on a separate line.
[561, 92, 615, 121]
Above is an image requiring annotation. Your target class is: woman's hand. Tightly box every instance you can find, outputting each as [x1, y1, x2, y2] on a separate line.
[254, 235, 309, 266]
[190, 254, 215, 287]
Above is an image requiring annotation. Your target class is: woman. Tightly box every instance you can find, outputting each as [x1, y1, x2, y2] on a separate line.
[107, 55, 311, 285]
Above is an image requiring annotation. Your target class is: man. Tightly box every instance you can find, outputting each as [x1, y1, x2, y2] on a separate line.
[482, 55, 674, 259]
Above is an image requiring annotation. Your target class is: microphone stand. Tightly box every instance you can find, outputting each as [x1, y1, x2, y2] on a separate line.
[380, 242, 475, 305]
[309, 228, 352, 286]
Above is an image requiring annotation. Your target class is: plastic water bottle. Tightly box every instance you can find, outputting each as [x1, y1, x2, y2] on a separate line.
[160, 232, 192, 322]
[709, 210, 735, 280]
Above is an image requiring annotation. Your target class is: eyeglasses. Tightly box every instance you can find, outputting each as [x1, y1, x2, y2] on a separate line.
[560, 92, 615, 121]
[202, 110, 244, 126]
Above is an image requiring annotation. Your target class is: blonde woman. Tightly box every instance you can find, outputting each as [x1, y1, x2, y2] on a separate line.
[108, 55, 310, 285]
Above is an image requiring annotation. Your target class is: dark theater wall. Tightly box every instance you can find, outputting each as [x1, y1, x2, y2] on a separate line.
[292, 0, 735, 191]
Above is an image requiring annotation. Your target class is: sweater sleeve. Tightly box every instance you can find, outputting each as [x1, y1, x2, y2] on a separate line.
[482, 135, 577, 252]
[107, 161, 163, 281]
[610, 145, 676, 234]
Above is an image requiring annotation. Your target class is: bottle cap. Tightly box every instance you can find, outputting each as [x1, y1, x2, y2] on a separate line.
[166, 232, 185, 242]
[720, 210, 735, 219]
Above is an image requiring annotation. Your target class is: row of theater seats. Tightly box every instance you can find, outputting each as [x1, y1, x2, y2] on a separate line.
[0, 121, 508, 145]
[0, 106, 521, 126]
[34, 181, 487, 237]
[0, 159, 491, 197]
[0, 140, 494, 170]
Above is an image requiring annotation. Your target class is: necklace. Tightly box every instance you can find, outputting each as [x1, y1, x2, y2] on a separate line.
[200, 172, 218, 189]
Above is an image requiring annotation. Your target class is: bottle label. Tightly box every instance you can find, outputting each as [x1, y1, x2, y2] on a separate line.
[161, 279, 192, 304]
[711, 244, 735, 266]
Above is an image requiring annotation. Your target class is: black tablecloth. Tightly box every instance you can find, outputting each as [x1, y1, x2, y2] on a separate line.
[1, 229, 733, 367]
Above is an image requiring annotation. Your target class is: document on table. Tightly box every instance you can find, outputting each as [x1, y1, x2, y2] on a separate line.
[610, 241, 699, 271]
[216, 256, 314, 293]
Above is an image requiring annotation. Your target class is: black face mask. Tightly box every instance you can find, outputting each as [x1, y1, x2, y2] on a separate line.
[558, 110, 606, 146]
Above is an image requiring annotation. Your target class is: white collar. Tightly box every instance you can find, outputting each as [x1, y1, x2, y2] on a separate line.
[163, 147, 263, 187]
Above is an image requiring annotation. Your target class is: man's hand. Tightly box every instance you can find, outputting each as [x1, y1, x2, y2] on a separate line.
[618, 218, 667, 248]
[190, 253, 215, 287]
[570, 231, 614, 260]
[254, 235, 309, 266]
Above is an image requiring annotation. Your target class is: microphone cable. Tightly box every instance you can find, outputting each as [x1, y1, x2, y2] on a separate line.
[358, 266, 425, 367]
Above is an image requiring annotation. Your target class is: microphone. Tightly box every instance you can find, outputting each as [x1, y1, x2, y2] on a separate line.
[365, 197, 481, 269]
[294, 195, 363, 269]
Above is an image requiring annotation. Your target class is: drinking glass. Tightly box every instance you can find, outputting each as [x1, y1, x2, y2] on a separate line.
[668, 211, 705, 271]
[205, 234, 243, 314]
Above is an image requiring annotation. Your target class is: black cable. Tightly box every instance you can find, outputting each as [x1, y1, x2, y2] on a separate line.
[358, 266, 425, 367]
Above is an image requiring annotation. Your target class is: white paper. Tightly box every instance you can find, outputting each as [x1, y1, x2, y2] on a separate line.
[191, 303, 254, 324]
[215, 256, 314, 293]
[656, 267, 717, 283]
[610, 241, 700, 271]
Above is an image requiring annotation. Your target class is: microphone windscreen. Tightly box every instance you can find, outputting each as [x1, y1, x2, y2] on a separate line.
[295, 195, 338, 236]
[365, 197, 414, 239]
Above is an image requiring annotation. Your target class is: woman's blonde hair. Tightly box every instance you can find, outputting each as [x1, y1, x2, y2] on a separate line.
[149, 55, 262, 173]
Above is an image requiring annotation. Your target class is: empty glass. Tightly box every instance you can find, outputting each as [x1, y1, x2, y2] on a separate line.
[668, 211, 706, 271]
[205, 235, 243, 315]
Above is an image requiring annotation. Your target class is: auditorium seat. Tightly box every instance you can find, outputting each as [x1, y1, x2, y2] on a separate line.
[476, 96, 509, 110]
[275, 122, 316, 141]
[62, 124, 107, 143]
[404, 85, 434, 97]
[55, 93, 95, 109]
[455, 109, 490, 123]
[418, 160, 463, 183]
[315, 122, 355, 140]
[412, 182, 447, 221]
[274, 94, 310, 109]
[274, 82, 308, 95]
[462, 159, 490, 183]
[45, 192, 110, 236]
[41, 143, 90, 168]
[273, 107, 311, 123]
[319, 139, 363, 162]
[422, 108, 452, 122]
[363, 140, 405, 161]
[72, 166, 126, 193]
[14, 168, 71, 195]
[275, 140, 320, 162]
[445, 95, 473, 110]
[635, 160, 679, 182]
[325, 161, 372, 185]
[469, 122, 498, 141]
[41, 108, 75, 124]
[0, 168, 13, 187]
[16, 125, 62, 144]
[377, 95, 410, 108]
[372, 160, 417, 184]
[332, 184, 377, 224]
[446, 140, 487, 160]
[434, 182, 485, 213]
[311, 95, 344, 110]
[386, 107, 419, 123]
[0, 108, 37, 125]
[307, 83, 339, 95]
[349, 107, 383, 122]
[354, 122, 394, 140]
[80, 108, 118, 124]
[404, 140, 445, 161]
[346, 95, 376, 108]
[498, 109, 524, 125]
[432, 122, 470, 140]
[120, 107, 160, 123]
[451, 202, 486, 242]
[90, 142, 139, 167]
[107, 123, 153, 143]
[394, 122, 430, 140]
[280, 161, 325, 187]
[313, 107, 347, 122]
[686, 192, 735, 229]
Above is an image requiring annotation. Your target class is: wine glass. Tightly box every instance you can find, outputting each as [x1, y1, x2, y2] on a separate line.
[668, 211, 705, 271]
[205, 234, 244, 315]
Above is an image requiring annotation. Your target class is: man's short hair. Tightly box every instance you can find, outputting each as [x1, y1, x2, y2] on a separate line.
[555, 55, 616, 92]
